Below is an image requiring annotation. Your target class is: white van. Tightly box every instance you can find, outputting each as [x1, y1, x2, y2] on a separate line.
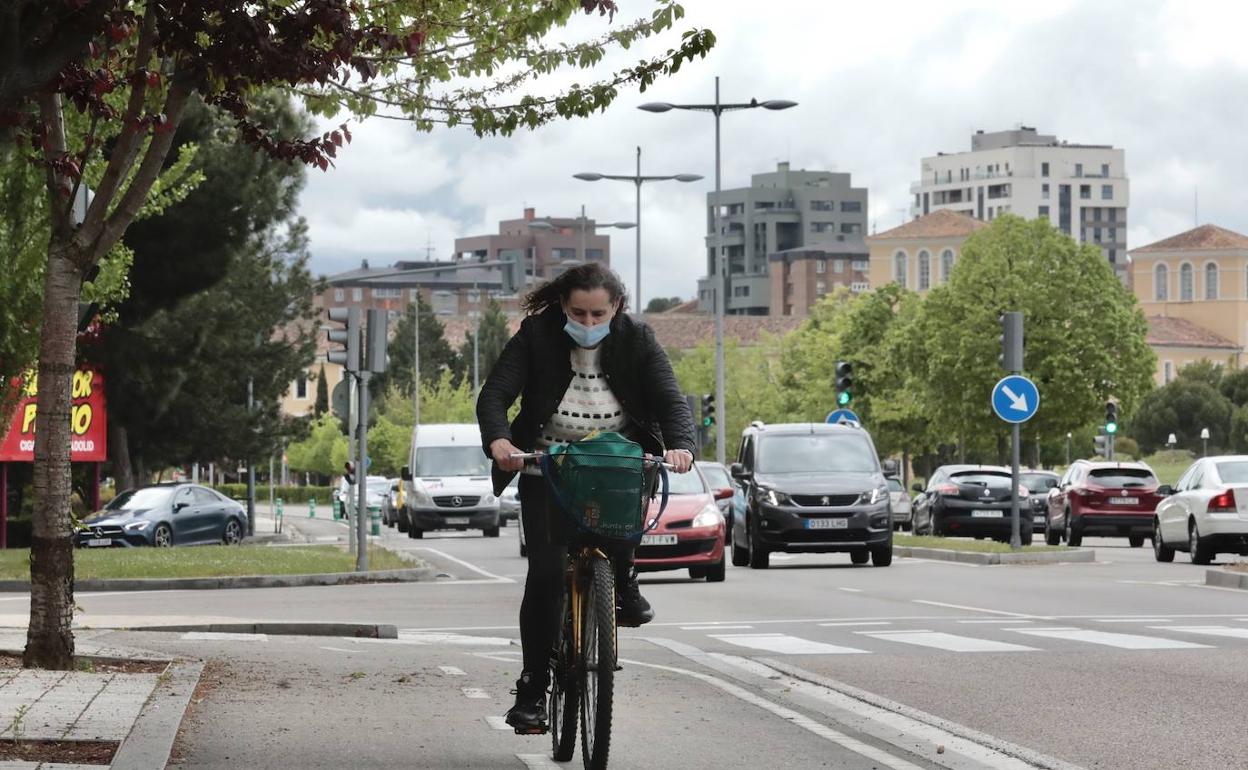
[399, 423, 500, 538]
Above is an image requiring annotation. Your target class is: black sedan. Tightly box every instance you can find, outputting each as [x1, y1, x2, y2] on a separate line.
[1020, 470, 1060, 533]
[75, 483, 248, 548]
[912, 465, 1033, 545]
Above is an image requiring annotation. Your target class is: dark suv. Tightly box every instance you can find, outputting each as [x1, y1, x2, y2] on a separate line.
[729, 422, 894, 569]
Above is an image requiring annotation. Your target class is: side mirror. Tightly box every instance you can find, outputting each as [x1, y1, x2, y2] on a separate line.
[730, 462, 749, 480]
[911, 483, 923, 493]
[401, 466, 412, 481]
[881, 459, 899, 476]
[174, 501, 189, 512]
[1156, 484, 1173, 496]
[714, 488, 734, 501]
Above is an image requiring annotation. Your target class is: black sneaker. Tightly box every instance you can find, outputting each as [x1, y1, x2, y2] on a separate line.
[616, 569, 654, 627]
[504, 672, 548, 734]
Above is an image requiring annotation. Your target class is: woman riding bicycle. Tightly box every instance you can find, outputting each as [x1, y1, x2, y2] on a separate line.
[476, 262, 695, 733]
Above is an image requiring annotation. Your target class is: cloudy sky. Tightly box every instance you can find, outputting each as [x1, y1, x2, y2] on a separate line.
[297, 0, 1248, 307]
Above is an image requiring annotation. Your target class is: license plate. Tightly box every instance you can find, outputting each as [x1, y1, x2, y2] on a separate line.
[806, 518, 849, 529]
[640, 534, 678, 546]
[1109, 497, 1138, 505]
[445, 517, 470, 525]
[86, 538, 112, 547]
[971, 510, 1004, 518]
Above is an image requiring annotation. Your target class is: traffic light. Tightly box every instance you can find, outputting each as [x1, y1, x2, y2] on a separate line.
[327, 307, 361, 373]
[834, 361, 853, 406]
[701, 393, 716, 427]
[364, 308, 389, 374]
[1093, 432, 1108, 458]
[998, 311, 1023, 372]
[1105, 400, 1119, 434]
[499, 251, 521, 295]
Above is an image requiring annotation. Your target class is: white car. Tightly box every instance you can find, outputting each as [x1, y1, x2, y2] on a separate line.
[1154, 455, 1248, 564]
[887, 477, 912, 531]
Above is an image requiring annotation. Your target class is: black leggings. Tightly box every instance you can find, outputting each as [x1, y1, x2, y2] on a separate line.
[517, 473, 634, 679]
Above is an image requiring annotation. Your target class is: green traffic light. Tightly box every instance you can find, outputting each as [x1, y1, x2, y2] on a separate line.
[837, 391, 851, 406]
[1106, 422, 1118, 434]
[702, 417, 713, 427]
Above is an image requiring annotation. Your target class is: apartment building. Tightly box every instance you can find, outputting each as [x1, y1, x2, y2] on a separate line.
[321, 259, 518, 318]
[697, 162, 868, 316]
[912, 127, 1129, 270]
[768, 235, 870, 316]
[454, 207, 611, 284]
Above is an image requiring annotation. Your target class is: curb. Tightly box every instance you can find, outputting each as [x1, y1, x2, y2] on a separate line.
[895, 545, 1096, 565]
[1206, 569, 1248, 590]
[110, 659, 204, 770]
[0, 566, 436, 593]
[132, 622, 398, 639]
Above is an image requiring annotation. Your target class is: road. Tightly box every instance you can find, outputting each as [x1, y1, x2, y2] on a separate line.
[18, 515, 1248, 769]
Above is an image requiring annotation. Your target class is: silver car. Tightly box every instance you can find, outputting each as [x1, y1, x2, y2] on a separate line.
[499, 476, 520, 524]
[887, 477, 912, 531]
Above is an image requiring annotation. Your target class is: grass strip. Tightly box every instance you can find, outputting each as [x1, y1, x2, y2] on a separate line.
[0, 545, 411, 580]
[895, 534, 1069, 553]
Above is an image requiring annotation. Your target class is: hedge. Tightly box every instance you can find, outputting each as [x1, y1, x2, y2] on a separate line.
[211, 484, 336, 504]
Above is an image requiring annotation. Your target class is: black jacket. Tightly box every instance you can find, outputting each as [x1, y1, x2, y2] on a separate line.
[476, 306, 696, 495]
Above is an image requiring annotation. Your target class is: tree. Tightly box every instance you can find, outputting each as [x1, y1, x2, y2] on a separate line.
[1129, 378, 1232, 455]
[4, 1, 713, 669]
[314, 368, 329, 418]
[644, 296, 683, 313]
[461, 299, 511, 384]
[286, 412, 347, 481]
[378, 295, 461, 399]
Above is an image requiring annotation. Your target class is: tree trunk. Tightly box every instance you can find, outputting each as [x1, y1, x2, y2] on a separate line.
[24, 240, 80, 670]
[110, 422, 134, 492]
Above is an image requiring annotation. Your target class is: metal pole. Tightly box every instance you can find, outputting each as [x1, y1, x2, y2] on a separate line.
[1066, 434, 1072, 466]
[269, 455, 276, 533]
[246, 377, 255, 536]
[1010, 422, 1021, 549]
[472, 281, 480, 392]
[1, 462, 7, 550]
[635, 146, 642, 310]
[581, 204, 587, 262]
[413, 292, 421, 425]
[713, 77, 727, 465]
[347, 374, 357, 554]
[356, 371, 370, 571]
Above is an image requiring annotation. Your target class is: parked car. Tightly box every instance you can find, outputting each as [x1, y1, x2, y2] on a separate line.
[1154, 455, 1248, 564]
[697, 461, 735, 542]
[887, 477, 912, 531]
[912, 465, 1034, 545]
[729, 422, 895, 569]
[1020, 470, 1060, 533]
[1045, 460, 1163, 546]
[401, 423, 500, 538]
[499, 476, 520, 525]
[75, 483, 247, 548]
[634, 466, 729, 581]
[382, 479, 403, 527]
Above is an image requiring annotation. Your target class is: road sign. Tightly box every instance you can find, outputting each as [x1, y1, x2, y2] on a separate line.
[826, 408, 860, 425]
[332, 379, 349, 420]
[991, 375, 1039, 424]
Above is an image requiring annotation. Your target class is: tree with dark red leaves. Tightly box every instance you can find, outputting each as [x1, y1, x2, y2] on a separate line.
[0, 0, 714, 670]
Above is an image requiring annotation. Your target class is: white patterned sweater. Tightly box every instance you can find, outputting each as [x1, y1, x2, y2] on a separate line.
[527, 345, 628, 472]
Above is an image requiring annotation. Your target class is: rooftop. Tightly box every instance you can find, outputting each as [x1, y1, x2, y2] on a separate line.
[1146, 315, 1238, 350]
[867, 210, 987, 241]
[1132, 224, 1248, 254]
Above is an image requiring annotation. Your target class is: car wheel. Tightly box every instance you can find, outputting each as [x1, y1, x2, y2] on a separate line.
[850, 549, 870, 565]
[1153, 520, 1175, 562]
[1044, 518, 1062, 546]
[408, 526, 423, 539]
[1128, 534, 1145, 548]
[870, 545, 892, 567]
[748, 517, 770, 569]
[704, 556, 726, 583]
[1065, 510, 1082, 547]
[483, 526, 500, 538]
[397, 513, 409, 533]
[1019, 527, 1033, 547]
[930, 512, 943, 537]
[731, 527, 750, 567]
[152, 523, 173, 548]
[1189, 521, 1213, 565]
[222, 518, 243, 545]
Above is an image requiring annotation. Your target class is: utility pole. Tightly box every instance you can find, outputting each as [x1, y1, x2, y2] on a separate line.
[246, 377, 255, 537]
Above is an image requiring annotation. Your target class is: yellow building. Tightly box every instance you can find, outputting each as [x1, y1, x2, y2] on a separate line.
[866, 210, 986, 294]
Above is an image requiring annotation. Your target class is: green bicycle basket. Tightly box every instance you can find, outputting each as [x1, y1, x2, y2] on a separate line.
[540, 432, 668, 544]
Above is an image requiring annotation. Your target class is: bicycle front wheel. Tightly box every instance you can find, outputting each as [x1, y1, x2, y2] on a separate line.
[550, 591, 578, 762]
[579, 556, 616, 770]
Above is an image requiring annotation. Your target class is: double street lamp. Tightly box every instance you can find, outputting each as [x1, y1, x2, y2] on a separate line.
[638, 78, 797, 463]
[574, 146, 701, 310]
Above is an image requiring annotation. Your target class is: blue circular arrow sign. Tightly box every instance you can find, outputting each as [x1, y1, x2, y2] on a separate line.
[991, 375, 1040, 424]
[826, 408, 860, 425]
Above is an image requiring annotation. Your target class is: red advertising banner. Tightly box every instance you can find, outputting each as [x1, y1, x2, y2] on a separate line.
[0, 369, 107, 462]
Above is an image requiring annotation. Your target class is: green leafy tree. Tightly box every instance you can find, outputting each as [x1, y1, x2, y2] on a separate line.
[644, 296, 683, 313]
[314, 368, 329, 417]
[1219, 366, 1248, 408]
[287, 412, 348, 481]
[461, 299, 511, 384]
[379, 296, 462, 398]
[1129, 378, 1232, 454]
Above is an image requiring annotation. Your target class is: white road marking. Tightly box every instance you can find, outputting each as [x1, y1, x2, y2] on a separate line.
[486, 716, 510, 730]
[516, 753, 562, 769]
[392, 631, 514, 646]
[837, 587, 862, 593]
[1011, 627, 1210, 650]
[1159, 625, 1248, 640]
[438, 665, 466, 676]
[817, 621, 890, 627]
[912, 599, 1046, 619]
[709, 633, 869, 655]
[181, 632, 268, 642]
[899, 556, 980, 567]
[414, 547, 516, 583]
[320, 646, 357, 654]
[1095, 618, 1173, 623]
[956, 619, 1032, 624]
[859, 630, 1037, 653]
[461, 687, 491, 699]
[681, 625, 755, 631]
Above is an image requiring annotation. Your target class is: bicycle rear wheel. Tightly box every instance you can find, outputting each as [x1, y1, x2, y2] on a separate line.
[550, 591, 578, 762]
[580, 556, 616, 770]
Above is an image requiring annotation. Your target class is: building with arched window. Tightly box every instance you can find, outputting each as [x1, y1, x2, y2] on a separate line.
[867, 210, 985, 294]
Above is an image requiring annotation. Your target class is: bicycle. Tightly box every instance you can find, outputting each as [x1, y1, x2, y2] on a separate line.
[512, 445, 670, 770]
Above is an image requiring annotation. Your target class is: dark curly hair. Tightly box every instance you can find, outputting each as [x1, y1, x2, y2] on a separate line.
[521, 262, 630, 316]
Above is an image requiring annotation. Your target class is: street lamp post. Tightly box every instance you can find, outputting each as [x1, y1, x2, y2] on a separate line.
[1201, 427, 1211, 457]
[530, 210, 635, 277]
[639, 78, 797, 464]
[574, 147, 700, 310]
[1066, 432, 1072, 466]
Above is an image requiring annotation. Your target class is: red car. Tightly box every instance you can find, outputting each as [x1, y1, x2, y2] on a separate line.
[1045, 460, 1165, 547]
[634, 466, 730, 582]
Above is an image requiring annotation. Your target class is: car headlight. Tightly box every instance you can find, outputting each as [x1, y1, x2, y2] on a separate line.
[761, 487, 790, 506]
[124, 520, 151, 531]
[692, 504, 723, 529]
[481, 493, 496, 505]
[858, 485, 889, 505]
[410, 485, 433, 505]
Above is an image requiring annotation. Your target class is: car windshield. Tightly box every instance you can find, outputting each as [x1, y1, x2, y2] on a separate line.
[416, 446, 491, 477]
[367, 479, 390, 494]
[1089, 468, 1156, 487]
[698, 464, 732, 490]
[886, 478, 904, 492]
[951, 472, 1012, 486]
[107, 487, 174, 511]
[1216, 461, 1248, 484]
[758, 434, 878, 474]
[1020, 474, 1058, 493]
[667, 470, 708, 495]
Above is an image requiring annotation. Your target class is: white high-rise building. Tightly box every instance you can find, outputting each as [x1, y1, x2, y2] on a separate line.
[911, 127, 1129, 270]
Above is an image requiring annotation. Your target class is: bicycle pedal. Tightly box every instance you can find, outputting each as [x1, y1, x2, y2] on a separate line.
[513, 726, 548, 736]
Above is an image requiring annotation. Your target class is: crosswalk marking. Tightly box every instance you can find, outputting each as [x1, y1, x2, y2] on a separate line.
[486, 716, 510, 730]
[956, 619, 1032, 625]
[462, 687, 491, 699]
[709, 633, 869, 655]
[858, 630, 1037, 653]
[1095, 618, 1172, 623]
[438, 665, 466, 676]
[1159, 625, 1248, 640]
[818, 621, 890, 627]
[1011, 627, 1210, 650]
[681, 624, 754, 631]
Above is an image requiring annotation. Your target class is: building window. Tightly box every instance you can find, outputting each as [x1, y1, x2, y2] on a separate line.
[816, 281, 827, 295]
[893, 251, 908, 289]
[1180, 263, 1194, 301]
[468, 289, 481, 304]
[373, 288, 402, 299]
[810, 200, 834, 211]
[851, 282, 869, 292]
[1102, 163, 1110, 177]
[1205, 263, 1219, 300]
[840, 201, 862, 213]
[1075, 163, 1083, 177]
[1163, 361, 1174, 383]
[840, 223, 861, 234]
[1041, 183, 1049, 200]
[552, 247, 577, 260]
[733, 285, 751, 297]
[1039, 205, 1050, 218]
[917, 251, 931, 290]
[852, 260, 869, 271]
[585, 248, 605, 260]
[1093, 227, 1102, 243]
[941, 250, 954, 282]
[1079, 185, 1091, 199]
[811, 222, 835, 233]
[1041, 162, 1049, 177]
[833, 259, 844, 274]
[1154, 264, 1168, 301]
[815, 259, 826, 274]
[351, 287, 363, 302]
[1101, 185, 1113, 200]
[295, 375, 307, 399]
[333, 288, 344, 302]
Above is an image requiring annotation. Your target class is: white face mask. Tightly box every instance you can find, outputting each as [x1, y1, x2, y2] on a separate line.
[564, 316, 611, 348]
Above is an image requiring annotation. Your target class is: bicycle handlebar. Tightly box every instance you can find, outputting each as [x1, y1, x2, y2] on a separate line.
[509, 450, 675, 470]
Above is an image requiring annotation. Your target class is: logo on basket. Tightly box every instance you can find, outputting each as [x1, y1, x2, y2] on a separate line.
[583, 501, 600, 528]
[450, 496, 463, 507]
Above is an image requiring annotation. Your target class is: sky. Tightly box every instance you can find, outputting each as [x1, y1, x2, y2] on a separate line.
[296, 0, 1248, 308]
